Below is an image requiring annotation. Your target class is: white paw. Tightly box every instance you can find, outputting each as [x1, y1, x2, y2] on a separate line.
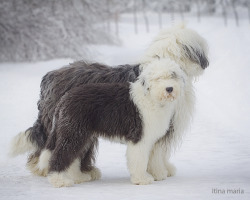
[48, 172, 74, 188]
[166, 162, 176, 177]
[148, 168, 168, 181]
[73, 173, 92, 184]
[26, 155, 48, 177]
[130, 173, 154, 185]
[38, 149, 51, 171]
[88, 167, 102, 180]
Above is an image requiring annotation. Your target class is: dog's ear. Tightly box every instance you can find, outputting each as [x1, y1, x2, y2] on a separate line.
[182, 44, 209, 69]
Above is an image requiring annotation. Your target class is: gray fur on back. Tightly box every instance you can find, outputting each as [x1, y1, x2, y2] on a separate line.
[29, 61, 141, 151]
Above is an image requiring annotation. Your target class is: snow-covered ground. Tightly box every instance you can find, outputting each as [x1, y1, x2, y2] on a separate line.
[0, 15, 250, 200]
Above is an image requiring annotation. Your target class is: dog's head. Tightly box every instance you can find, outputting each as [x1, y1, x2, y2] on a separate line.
[139, 58, 186, 105]
[141, 24, 209, 77]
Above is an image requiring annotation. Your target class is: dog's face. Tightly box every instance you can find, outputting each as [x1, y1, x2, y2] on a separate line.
[140, 59, 186, 105]
[141, 25, 209, 78]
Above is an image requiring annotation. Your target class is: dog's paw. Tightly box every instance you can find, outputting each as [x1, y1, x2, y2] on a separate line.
[48, 172, 74, 188]
[26, 155, 49, 177]
[130, 173, 154, 185]
[149, 168, 168, 181]
[73, 173, 92, 184]
[166, 162, 176, 177]
[88, 167, 102, 181]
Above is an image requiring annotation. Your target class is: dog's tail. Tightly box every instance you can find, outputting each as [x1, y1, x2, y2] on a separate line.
[9, 128, 37, 157]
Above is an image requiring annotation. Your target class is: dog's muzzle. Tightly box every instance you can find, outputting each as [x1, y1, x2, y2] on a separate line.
[166, 87, 173, 93]
[163, 87, 176, 102]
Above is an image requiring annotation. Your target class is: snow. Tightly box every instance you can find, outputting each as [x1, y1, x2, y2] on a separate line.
[0, 15, 250, 200]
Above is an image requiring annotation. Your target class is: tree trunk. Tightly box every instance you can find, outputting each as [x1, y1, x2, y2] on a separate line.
[114, 12, 119, 36]
[221, 0, 227, 26]
[158, 6, 162, 29]
[196, 0, 201, 23]
[106, 0, 111, 32]
[179, 4, 184, 21]
[142, 0, 149, 33]
[133, 0, 138, 34]
[170, 2, 175, 25]
[248, 2, 250, 24]
[231, 0, 239, 26]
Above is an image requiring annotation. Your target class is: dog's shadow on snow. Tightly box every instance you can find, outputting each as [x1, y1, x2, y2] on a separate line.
[91, 176, 131, 185]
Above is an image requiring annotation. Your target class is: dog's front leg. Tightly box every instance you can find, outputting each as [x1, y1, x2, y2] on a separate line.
[147, 141, 168, 181]
[164, 159, 176, 177]
[126, 141, 154, 185]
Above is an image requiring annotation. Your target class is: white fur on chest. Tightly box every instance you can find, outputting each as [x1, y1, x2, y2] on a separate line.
[130, 81, 175, 144]
[165, 78, 195, 154]
[140, 103, 175, 143]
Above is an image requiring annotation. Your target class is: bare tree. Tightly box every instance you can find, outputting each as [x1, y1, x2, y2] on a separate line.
[178, 2, 184, 21]
[194, 0, 201, 22]
[0, 0, 113, 62]
[220, 0, 228, 26]
[169, 0, 175, 25]
[142, 0, 149, 33]
[248, 0, 250, 24]
[106, 0, 111, 32]
[114, 11, 119, 36]
[231, 0, 239, 26]
[208, 0, 216, 14]
[158, 2, 163, 29]
[133, 0, 138, 34]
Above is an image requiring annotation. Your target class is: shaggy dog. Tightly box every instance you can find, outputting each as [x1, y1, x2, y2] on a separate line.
[9, 25, 209, 182]
[39, 59, 186, 187]
[145, 25, 209, 179]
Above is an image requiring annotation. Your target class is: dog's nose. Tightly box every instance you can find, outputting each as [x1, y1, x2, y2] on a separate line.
[166, 87, 173, 93]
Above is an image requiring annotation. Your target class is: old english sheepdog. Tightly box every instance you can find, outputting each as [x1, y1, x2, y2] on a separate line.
[40, 59, 186, 187]
[142, 24, 209, 180]
[9, 25, 209, 183]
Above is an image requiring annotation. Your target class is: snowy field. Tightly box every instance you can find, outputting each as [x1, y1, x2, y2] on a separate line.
[0, 15, 250, 200]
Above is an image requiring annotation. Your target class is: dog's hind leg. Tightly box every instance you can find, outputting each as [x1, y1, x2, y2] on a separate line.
[27, 150, 50, 177]
[80, 137, 101, 181]
[25, 115, 49, 176]
[65, 158, 92, 184]
[66, 138, 101, 184]
[34, 127, 58, 177]
[47, 132, 93, 187]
